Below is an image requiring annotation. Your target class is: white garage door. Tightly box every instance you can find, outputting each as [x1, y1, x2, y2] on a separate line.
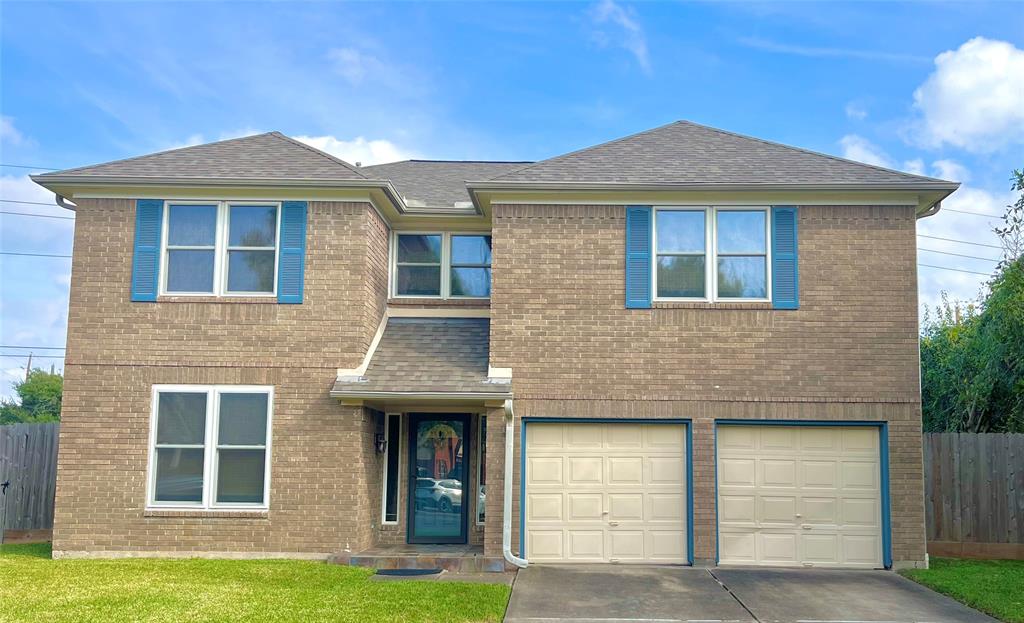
[524, 422, 687, 563]
[717, 425, 883, 568]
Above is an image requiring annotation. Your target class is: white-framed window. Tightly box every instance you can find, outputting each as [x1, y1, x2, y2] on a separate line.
[381, 413, 401, 525]
[476, 416, 486, 525]
[147, 385, 273, 510]
[161, 201, 281, 296]
[654, 206, 770, 302]
[391, 232, 492, 299]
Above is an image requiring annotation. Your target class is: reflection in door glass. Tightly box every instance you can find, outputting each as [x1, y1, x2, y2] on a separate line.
[412, 418, 464, 540]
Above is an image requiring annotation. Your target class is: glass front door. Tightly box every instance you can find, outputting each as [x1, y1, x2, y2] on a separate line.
[408, 414, 469, 544]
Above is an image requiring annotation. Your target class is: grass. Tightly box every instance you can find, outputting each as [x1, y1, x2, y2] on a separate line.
[0, 543, 511, 623]
[901, 557, 1024, 622]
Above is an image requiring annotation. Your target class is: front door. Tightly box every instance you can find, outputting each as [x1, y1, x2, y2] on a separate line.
[408, 414, 470, 544]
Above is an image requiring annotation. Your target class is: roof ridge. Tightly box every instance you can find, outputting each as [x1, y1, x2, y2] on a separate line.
[37, 131, 282, 177]
[269, 132, 368, 179]
[673, 120, 954, 184]
[488, 120, 683, 182]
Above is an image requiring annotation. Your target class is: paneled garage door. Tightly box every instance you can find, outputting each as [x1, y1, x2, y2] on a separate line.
[524, 422, 688, 563]
[717, 425, 884, 568]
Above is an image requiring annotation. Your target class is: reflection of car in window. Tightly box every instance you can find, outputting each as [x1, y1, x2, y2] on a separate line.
[413, 478, 463, 512]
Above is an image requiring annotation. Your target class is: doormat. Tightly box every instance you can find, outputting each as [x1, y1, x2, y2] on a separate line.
[375, 568, 442, 576]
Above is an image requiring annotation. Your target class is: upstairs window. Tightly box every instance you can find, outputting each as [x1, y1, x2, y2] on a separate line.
[393, 232, 491, 298]
[654, 207, 769, 302]
[162, 202, 280, 296]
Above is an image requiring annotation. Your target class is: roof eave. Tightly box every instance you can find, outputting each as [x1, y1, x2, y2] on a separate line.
[466, 180, 961, 192]
[329, 389, 513, 400]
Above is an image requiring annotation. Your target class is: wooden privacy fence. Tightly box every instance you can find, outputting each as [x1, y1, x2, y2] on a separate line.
[0, 422, 59, 541]
[924, 432, 1024, 559]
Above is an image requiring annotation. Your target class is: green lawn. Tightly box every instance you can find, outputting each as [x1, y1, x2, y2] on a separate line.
[901, 557, 1024, 623]
[0, 543, 511, 623]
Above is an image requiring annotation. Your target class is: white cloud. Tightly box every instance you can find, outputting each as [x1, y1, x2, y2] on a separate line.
[589, 0, 651, 75]
[844, 101, 868, 120]
[903, 158, 926, 176]
[838, 135, 940, 178]
[328, 48, 376, 85]
[910, 37, 1024, 152]
[839, 134, 892, 168]
[738, 36, 929, 63]
[293, 135, 420, 166]
[1, 116, 29, 146]
[932, 159, 970, 183]
[166, 128, 263, 151]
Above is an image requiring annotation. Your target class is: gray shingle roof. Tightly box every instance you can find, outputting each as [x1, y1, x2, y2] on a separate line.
[332, 318, 509, 395]
[34, 132, 368, 182]
[487, 120, 954, 187]
[361, 160, 530, 207]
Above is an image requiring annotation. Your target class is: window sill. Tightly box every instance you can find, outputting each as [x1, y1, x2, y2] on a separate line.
[144, 509, 269, 519]
[156, 296, 278, 304]
[652, 301, 773, 310]
[388, 297, 490, 307]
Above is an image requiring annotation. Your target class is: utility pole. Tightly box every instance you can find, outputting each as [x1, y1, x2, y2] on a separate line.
[25, 352, 32, 381]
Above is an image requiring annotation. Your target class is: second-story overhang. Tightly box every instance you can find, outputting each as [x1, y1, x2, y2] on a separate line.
[465, 180, 961, 219]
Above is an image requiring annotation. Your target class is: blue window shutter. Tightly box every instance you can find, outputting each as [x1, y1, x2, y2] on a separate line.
[130, 199, 164, 302]
[625, 205, 652, 309]
[771, 206, 799, 309]
[277, 201, 308, 304]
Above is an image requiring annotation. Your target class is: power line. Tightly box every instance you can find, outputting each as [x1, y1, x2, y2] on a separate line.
[0, 345, 65, 350]
[0, 353, 65, 358]
[0, 163, 59, 171]
[918, 248, 1000, 262]
[918, 234, 1002, 249]
[0, 210, 75, 220]
[942, 208, 1004, 218]
[0, 251, 72, 258]
[0, 198, 61, 207]
[918, 263, 993, 276]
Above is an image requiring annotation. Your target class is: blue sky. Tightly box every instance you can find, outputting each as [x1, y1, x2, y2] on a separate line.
[1, 1, 1022, 397]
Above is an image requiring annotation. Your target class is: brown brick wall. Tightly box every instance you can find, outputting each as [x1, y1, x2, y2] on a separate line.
[53, 198, 390, 557]
[486, 204, 926, 566]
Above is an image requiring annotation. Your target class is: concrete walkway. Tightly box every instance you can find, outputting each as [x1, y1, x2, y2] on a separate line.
[504, 565, 997, 623]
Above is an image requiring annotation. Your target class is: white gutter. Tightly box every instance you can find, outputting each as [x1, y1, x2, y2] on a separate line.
[502, 398, 528, 568]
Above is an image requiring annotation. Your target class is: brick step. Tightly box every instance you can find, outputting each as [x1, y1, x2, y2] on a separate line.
[328, 551, 511, 573]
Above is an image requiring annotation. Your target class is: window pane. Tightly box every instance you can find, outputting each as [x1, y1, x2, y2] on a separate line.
[397, 234, 442, 263]
[717, 211, 767, 254]
[155, 448, 204, 502]
[229, 205, 277, 247]
[166, 250, 215, 293]
[167, 204, 217, 246]
[718, 256, 767, 298]
[216, 449, 266, 503]
[450, 267, 491, 297]
[156, 392, 207, 445]
[396, 265, 441, 296]
[657, 256, 705, 298]
[384, 415, 400, 523]
[226, 250, 275, 293]
[451, 235, 492, 265]
[656, 211, 705, 253]
[218, 393, 268, 446]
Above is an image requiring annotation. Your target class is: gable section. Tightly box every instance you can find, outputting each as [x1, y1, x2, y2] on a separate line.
[490, 120, 951, 187]
[35, 132, 368, 182]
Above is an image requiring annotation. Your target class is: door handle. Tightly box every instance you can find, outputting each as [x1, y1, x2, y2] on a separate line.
[608, 521, 620, 527]
[801, 524, 812, 530]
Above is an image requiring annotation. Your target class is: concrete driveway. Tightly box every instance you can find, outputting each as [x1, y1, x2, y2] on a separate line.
[504, 565, 997, 623]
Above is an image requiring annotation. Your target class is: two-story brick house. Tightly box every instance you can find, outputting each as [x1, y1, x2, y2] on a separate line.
[31, 121, 957, 570]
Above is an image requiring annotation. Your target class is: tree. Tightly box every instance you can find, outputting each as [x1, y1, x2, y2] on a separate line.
[0, 369, 63, 424]
[920, 170, 1024, 432]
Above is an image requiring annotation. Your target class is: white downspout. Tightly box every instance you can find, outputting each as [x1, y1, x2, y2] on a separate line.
[503, 399, 528, 568]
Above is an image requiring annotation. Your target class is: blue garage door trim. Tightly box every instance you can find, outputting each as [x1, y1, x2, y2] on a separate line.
[519, 417, 694, 565]
[712, 419, 893, 569]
